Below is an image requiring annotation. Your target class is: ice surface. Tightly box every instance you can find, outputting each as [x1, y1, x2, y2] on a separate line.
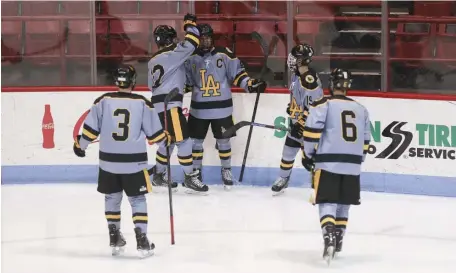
[2, 184, 456, 273]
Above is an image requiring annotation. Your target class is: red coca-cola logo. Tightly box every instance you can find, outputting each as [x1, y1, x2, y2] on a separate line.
[73, 107, 190, 141]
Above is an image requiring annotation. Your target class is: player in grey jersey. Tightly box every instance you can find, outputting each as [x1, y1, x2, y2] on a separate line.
[148, 14, 208, 193]
[73, 64, 171, 258]
[184, 23, 266, 189]
[271, 44, 324, 194]
[298, 68, 371, 263]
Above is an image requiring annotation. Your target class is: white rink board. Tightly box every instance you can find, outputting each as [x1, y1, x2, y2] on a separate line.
[1, 92, 456, 196]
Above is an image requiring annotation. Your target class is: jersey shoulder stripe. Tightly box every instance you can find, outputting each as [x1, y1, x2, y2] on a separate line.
[151, 44, 177, 59]
[310, 96, 328, 107]
[93, 92, 150, 106]
[212, 46, 236, 59]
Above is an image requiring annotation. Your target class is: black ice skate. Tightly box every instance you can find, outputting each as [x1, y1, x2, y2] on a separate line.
[108, 224, 126, 256]
[134, 227, 155, 258]
[221, 168, 237, 190]
[322, 225, 336, 265]
[335, 228, 344, 254]
[182, 169, 209, 193]
[152, 171, 178, 192]
[194, 168, 203, 182]
[271, 176, 289, 195]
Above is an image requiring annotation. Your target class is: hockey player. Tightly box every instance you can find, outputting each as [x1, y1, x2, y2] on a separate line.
[148, 14, 208, 193]
[271, 44, 324, 194]
[184, 23, 266, 189]
[300, 68, 371, 263]
[73, 64, 171, 258]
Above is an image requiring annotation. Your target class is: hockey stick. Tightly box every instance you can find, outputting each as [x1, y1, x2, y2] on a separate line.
[238, 33, 279, 182]
[222, 121, 289, 138]
[163, 87, 179, 245]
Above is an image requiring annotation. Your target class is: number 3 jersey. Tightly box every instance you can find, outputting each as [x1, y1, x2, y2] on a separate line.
[184, 47, 252, 120]
[79, 92, 167, 174]
[303, 95, 371, 176]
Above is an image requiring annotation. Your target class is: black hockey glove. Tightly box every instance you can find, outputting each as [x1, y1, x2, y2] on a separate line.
[247, 79, 266, 93]
[73, 135, 86, 158]
[302, 155, 314, 172]
[183, 13, 197, 31]
[286, 103, 291, 115]
[290, 118, 305, 139]
[184, 84, 193, 94]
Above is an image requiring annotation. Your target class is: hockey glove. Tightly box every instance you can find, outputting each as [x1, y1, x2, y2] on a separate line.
[302, 155, 314, 172]
[290, 118, 305, 139]
[247, 79, 266, 93]
[286, 103, 291, 115]
[184, 84, 193, 94]
[73, 135, 86, 158]
[183, 13, 197, 31]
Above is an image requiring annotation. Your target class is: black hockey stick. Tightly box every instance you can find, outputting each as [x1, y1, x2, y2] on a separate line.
[163, 87, 179, 245]
[238, 33, 279, 182]
[222, 121, 290, 138]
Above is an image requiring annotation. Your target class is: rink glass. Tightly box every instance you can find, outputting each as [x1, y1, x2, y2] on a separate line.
[1, 1, 455, 94]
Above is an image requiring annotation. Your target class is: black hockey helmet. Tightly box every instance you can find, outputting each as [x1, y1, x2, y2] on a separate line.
[329, 68, 352, 95]
[287, 44, 314, 72]
[153, 25, 177, 47]
[114, 64, 137, 90]
[198, 23, 214, 53]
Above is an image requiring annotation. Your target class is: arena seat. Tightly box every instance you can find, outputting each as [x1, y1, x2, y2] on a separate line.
[200, 20, 234, 50]
[195, 2, 216, 14]
[234, 21, 276, 60]
[139, 1, 187, 14]
[257, 1, 286, 15]
[1, 1, 19, 16]
[61, 1, 91, 15]
[66, 20, 91, 59]
[436, 23, 456, 60]
[21, 1, 60, 15]
[395, 20, 436, 59]
[295, 20, 320, 46]
[218, 1, 256, 15]
[414, 1, 454, 17]
[100, 1, 139, 15]
[294, 1, 333, 15]
[1, 21, 23, 64]
[25, 21, 63, 66]
[109, 20, 150, 57]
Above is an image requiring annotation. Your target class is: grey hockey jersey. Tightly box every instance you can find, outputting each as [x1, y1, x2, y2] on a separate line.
[185, 47, 251, 119]
[79, 92, 167, 174]
[303, 95, 371, 175]
[148, 30, 200, 113]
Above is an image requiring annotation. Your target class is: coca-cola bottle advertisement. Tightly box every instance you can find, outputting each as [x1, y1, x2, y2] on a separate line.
[42, 104, 55, 149]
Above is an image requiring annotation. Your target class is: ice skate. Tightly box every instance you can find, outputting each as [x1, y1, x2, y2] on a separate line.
[182, 169, 209, 194]
[221, 167, 237, 190]
[108, 224, 126, 256]
[152, 171, 178, 193]
[194, 168, 203, 183]
[271, 176, 289, 196]
[335, 228, 343, 256]
[322, 225, 336, 265]
[134, 227, 155, 258]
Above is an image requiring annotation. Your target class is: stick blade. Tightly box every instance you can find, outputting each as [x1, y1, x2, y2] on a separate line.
[222, 121, 251, 138]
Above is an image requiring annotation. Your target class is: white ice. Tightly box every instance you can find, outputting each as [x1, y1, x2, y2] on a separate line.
[2, 184, 456, 273]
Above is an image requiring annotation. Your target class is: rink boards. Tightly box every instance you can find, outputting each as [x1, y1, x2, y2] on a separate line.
[2, 92, 456, 197]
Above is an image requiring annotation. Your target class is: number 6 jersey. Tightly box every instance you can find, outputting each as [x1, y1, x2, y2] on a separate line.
[184, 47, 252, 120]
[303, 95, 371, 176]
[78, 92, 168, 174]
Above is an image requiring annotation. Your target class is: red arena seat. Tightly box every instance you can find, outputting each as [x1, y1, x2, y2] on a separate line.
[109, 20, 150, 57]
[21, 1, 60, 15]
[61, 1, 91, 15]
[2, 21, 23, 64]
[395, 20, 436, 59]
[99, 1, 139, 15]
[1, 1, 19, 16]
[25, 21, 63, 65]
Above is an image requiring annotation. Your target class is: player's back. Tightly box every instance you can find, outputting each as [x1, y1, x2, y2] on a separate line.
[95, 92, 152, 174]
[313, 95, 369, 176]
